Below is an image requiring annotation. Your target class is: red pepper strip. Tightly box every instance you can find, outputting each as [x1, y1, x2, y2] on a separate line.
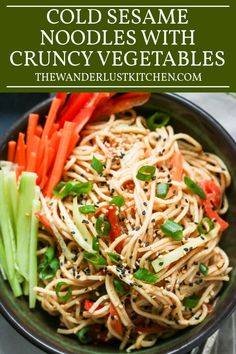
[199, 180, 229, 232]
[57, 92, 93, 129]
[92, 92, 151, 120]
[206, 303, 214, 315]
[199, 180, 222, 208]
[84, 299, 103, 311]
[136, 325, 165, 334]
[106, 205, 124, 253]
[56, 92, 68, 112]
[166, 151, 183, 198]
[72, 93, 110, 133]
[110, 305, 124, 337]
[35, 212, 53, 234]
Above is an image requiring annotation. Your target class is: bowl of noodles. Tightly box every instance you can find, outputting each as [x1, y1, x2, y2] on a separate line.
[0, 92, 236, 354]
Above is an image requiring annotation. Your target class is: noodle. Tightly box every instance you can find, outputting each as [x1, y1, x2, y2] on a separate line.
[35, 110, 231, 351]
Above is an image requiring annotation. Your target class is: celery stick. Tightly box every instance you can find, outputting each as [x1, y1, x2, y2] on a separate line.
[0, 229, 22, 297]
[16, 172, 37, 280]
[29, 199, 40, 309]
[9, 275, 23, 297]
[0, 233, 7, 280]
[5, 172, 18, 231]
[0, 172, 15, 280]
[73, 197, 93, 244]
[23, 281, 29, 295]
[151, 232, 215, 273]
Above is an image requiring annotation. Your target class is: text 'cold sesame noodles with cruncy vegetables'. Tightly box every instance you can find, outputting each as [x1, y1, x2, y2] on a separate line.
[0, 93, 231, 352]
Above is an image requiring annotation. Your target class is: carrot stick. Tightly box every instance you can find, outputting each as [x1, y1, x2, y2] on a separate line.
[26, 136, 40, 172]
[49, 131, 62, 152]
[40, 137, 49, 189]
[35, 125, 43, 137]
[16, 133, 26, 169]
[26, 114, 39, 161]
[44, 122, 75, 196]
[66, 132, 80, 158]
[27, 152, 37, 172]
[8, 141, 16, 162]
[56, 92, 68, 112]
[42, 98, 61, 140]
[46, 147, 56, 175]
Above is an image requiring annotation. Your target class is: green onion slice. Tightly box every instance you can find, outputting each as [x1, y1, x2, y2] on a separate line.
[136, 166, 156, 182]
[160, 219, 183, 241]
[79, 205, 96, 214]
[108, 252, 121, 264]
[53, 181, 93, 198]
[38, 247, 60, 280]
[157, 183, 169, 199]
[113, 278, 126, 296]
[92, 237, 99, 251]
[133, 268, 159, 284]
[110, 195, 125, 208]
[197, 217, 214, 235]
[199, 263, 209, 276]
[146, 112, 170, 131]
[76, 326, 94, 344]
[91, 156, 104, 174]
[55, 282, 72, 302]
[84, 251, 107, 267]
[96, 216, 111, 236]
[183, 295, 200, 309]
[184, 177, 206, 199]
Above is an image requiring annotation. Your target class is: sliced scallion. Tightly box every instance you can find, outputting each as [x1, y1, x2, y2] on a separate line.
[199, 263, 209, 276]
[76, 326, 93, 344]
[184, 177, 206, 199]
[157, 183, 169, 199]
[91, 156, 104, 174]
[55, 282, 72, 302]
[160, 219, 183, 241]
[53, 181, 93, 198]
[108, 252, 121, 264]
[110, 195, 125, 208]
[92, 237, 99, 251]
[133, 268, 159, 284]
[197, 217, 214, 235]
[96, 216, 111, 237]
[79, 205, 96, 214]
[183, 295, 200, 309]
[113, 278, 126, 296]
[84, 251, 107, 267]
[146, 112, 170, 131]
[136, 166, 156, 182]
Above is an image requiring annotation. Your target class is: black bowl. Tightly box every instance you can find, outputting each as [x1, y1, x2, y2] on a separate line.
[0, 93, 236, 354]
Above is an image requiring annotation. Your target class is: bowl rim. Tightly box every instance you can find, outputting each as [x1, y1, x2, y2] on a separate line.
[0, 92, 236, 354]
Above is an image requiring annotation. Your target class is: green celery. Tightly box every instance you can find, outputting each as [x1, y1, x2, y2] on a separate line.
[16, 172, 37, 280]
[29, 199, 40, 309]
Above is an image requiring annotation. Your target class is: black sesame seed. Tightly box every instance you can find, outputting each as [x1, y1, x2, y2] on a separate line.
[142, 210, 146, 216]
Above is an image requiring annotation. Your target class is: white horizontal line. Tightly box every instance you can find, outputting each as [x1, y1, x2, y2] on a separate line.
[6, 5, 230, 8]
[7, 86, 230, 88]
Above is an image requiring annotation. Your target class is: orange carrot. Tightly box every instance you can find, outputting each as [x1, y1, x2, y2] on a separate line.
[16, 133, 26, 169]
[167, 151, 183, 198]
[49, 131, 62, 152]
[66, 131, 80, 158]
[7, 141, 16, 162]
[44, 121, 75, 196]
[35, 125, 43, 137]
[109, 305, 123, 337]
[27, 152, 37, 172]
[40, 137, 49, 189]
[35, 212, 53, 234]
[42, 98, 61, 140]
[26, 135, 40, 171]
[26, 113, 39, 161]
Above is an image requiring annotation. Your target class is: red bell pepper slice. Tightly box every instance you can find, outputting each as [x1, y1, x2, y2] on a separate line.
[109, 304, 123, 337]
[84, 299, 103, 311]
[199, 180, 229, 232]
[106, 205, 124, 253]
